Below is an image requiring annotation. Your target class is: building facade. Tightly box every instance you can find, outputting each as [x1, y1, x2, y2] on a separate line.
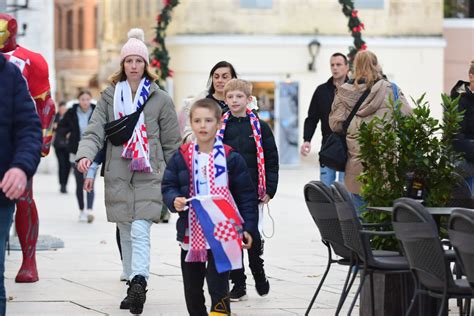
[54, 0, 98, 102]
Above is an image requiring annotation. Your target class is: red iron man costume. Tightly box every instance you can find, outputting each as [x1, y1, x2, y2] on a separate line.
[0, 13, 55, 283]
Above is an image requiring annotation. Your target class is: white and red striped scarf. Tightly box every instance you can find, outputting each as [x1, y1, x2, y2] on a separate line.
[217, 108, 266, 200]
[113, 78, 152, 172]
[185, 138, 242, 262]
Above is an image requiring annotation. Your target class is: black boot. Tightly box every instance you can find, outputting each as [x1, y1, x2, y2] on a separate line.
[253, 270, 270, 296]
[120, 282, 130, 310]
[128, 275, 147, 315]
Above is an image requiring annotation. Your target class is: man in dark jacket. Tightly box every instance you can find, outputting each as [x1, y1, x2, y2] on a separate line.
[0, 54, 42, 315]
[301, 52, 349, 186]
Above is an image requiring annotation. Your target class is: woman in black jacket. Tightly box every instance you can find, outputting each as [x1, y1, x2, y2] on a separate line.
[452, 60, 474, 192]
[58, 90, 96, 222]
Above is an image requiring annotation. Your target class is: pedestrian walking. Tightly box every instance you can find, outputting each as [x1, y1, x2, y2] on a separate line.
[76, 28, 180, 315]
[0, 53, 42, 316]
[451, 60, 474, 192]
[162, 98, 258, 316]
[329, 50, 411, 213]
[301, 53, 349, 186]
[53, 101, 71, 193]
[57, 90, 97, 222]
[218, 79, 279, 301]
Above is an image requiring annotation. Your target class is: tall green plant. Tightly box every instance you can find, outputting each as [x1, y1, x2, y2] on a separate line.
[357, 94, 463, 249]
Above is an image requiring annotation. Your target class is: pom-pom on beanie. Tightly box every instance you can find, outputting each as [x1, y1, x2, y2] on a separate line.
[120, 28, 149, 63]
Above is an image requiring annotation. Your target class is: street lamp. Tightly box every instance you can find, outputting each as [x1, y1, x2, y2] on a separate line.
[307, 39, 321, 72]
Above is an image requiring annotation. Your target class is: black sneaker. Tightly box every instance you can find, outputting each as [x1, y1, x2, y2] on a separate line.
[128, 275, 147, 314]
[120, 295, 130, 309]
[229, 284, 248, 302]
[254, 272, 270, 296]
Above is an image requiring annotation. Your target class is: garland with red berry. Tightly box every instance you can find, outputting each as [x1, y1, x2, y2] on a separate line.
[339, 0, 367, 66]
[151, 0, 179, 90]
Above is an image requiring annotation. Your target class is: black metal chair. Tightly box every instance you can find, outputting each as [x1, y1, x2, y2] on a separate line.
[303, 181, 356, 315]
[449, 208, 474, 286]
[392, 198, 473, 316]
[445, 173, 474, 208]
[331, 182, 410, 316]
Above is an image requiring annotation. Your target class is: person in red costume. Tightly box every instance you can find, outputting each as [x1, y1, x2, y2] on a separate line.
[0, 13, 55, 283]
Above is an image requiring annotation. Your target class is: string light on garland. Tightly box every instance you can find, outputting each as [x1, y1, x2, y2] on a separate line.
[151, 0, 179, 90]
[339, 0, 367, 67]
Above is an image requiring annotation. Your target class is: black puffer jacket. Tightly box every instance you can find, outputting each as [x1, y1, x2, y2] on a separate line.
[57, 103, 95, 154]
[161, 143, 258, 242]
[451, 80, 474, 138]
[221, 114, 279, 198]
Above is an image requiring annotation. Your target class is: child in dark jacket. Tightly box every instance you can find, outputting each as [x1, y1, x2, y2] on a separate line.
[162, 98, 258, 316]
[218, 78, 279, 301]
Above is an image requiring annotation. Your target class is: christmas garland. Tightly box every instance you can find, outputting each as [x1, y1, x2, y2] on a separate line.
[151, 0, 179, 89]
[339, 0, 367, 66]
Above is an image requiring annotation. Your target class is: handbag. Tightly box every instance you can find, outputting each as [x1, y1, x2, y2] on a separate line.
[104, 101, 148, 146]
[319, 88, 371, 171]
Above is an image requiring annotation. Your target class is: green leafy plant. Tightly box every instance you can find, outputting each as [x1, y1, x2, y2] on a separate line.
[357, 94, 463, 249]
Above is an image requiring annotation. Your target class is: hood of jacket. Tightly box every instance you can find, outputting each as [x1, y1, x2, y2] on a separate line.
[336, 79, 390, 118]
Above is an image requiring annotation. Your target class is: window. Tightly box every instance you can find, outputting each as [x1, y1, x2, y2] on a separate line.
[94, 6, 98, 48]
[78, 8, 84, 50]
[57, 8, 63, 49]
[66, 10, 73, 50]
[354, 0, 384, 9]
[240, 0, 272, 9]
[137, 0, 141, 17]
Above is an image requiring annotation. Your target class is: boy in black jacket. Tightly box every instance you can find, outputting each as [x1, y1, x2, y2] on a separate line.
[218, 79, 279, 300]
[162, 98, 258, 316]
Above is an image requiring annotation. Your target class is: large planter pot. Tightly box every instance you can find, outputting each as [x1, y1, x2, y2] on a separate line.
[359, 272, 442, 316]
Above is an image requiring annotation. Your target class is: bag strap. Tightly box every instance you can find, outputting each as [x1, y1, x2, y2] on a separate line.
[342, 88, 371, 133]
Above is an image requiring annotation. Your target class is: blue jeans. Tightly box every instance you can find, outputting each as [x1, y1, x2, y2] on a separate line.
[0, 204, 15, 316]
[117, 220, 152, 280]
[320, 165, 344, 187]
[350, 193, 367, 217]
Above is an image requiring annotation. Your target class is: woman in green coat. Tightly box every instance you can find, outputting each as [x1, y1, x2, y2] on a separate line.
[76, 29, 180, 315]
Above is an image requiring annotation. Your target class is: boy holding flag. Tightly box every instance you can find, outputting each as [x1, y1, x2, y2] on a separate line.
[162, 98, 258, 316]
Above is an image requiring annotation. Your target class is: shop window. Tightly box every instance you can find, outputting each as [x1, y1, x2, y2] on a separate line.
[354, 0, 384, 9]
[240, 0, 272, 9]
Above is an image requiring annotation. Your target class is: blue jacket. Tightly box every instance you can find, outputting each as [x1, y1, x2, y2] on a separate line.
[162, 143, 258, 242]
[0, 54, 42, 206]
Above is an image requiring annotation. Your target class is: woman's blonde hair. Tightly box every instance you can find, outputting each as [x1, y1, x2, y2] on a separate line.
[108, 59, 158, 84]
[352, 50, 382, 89]
[469, 60, 474, 75]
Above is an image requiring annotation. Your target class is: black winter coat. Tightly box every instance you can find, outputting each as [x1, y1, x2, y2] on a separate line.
[57, 103, 95, 154]
[303, 77, 348, 146]
[161, 143, 258, 242]
[452, 80, 474, 138]
[221, 114, 279, 198]
[0, 54, 42, 205]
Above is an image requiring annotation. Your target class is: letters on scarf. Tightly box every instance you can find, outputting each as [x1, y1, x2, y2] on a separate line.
[217, 108, 267, 200]
[113, 78, 152, 172]
[185, 138, 244, 273]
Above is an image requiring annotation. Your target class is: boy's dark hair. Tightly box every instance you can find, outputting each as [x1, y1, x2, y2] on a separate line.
[331, 52, 348, 65]
[190, 98, 222, 122]
[207, 61, 238, 95]
[224, 79, 252, 98]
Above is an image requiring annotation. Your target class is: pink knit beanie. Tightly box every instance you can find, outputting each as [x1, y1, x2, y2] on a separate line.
[120, 28, 149, 63]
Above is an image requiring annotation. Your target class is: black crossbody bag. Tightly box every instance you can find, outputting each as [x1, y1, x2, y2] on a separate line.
[104, 101, 148, 146]
[318, 88, 371, 171]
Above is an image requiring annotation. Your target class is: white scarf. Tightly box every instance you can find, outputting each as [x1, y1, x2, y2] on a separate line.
[113, 78, 152, 172]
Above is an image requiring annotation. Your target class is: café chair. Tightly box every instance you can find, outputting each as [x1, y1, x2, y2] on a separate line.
[303, 181, 357, 315]
[445, 173, 474, 208]
[331, 182, 409, 316]
[392, 198, 473, 316]
[449, 208, 474, 286]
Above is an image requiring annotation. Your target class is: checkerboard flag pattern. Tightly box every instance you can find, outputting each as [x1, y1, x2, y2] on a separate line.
[190, 195, 244, 273]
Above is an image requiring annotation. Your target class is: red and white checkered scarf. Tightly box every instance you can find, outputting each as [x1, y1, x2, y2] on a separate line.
[217, 108, 266, 200]
[185, 138, 240, 262]
[113, 78, 152, 172]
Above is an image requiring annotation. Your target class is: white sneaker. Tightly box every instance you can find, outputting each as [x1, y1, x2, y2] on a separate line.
[86, 209, 95, 223]
[79, 211, 87, 222]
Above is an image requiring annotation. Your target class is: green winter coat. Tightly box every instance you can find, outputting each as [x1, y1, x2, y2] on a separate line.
[76, 82, 181, 223]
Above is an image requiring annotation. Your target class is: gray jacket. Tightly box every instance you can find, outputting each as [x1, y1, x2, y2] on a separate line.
[76, 82, 181, 222]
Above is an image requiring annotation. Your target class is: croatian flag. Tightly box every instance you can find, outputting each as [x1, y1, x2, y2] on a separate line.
[190, 196, 244, 273]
